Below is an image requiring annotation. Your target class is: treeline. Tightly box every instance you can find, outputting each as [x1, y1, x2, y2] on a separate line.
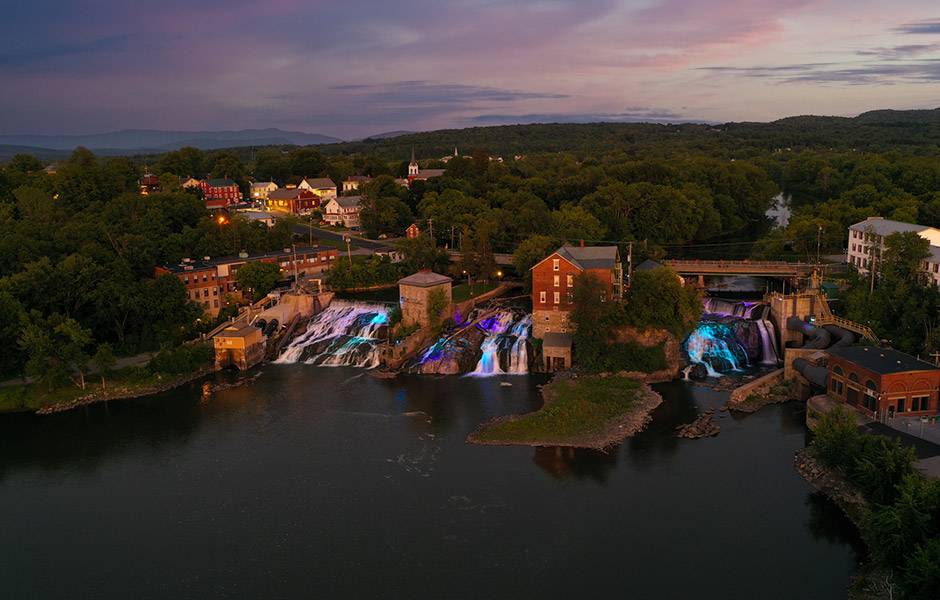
[812, 408, 940, 599]
[755, 151, 940, 260]
[0, 149, 296, 378]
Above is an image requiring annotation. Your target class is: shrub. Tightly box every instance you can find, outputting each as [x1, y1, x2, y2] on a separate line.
[148, 343, 213, 375]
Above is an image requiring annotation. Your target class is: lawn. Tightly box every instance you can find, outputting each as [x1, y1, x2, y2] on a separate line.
[451, 281, 500, 303]
[471, 376, 644, 446]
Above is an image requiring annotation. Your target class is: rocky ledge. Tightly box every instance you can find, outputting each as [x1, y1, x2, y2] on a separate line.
[793, 448, 868, 527]
[675, 410, 720, 438]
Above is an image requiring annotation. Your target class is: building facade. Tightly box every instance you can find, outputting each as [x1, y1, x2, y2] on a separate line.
[298, 177, 337, 198]
[323, 196, 362, 228]
[530, 245, 623, 338]
[250, 181, 278, 201]
[154, 246, 339, 317]
[406, 223, 421, 239]
[342, 176, 371, 193]
[200, 178, 241, 209]
[847, 217, 940, 284]
[265, 188, 318, 215]
[827, 346, 940, 419]
[398, 270, 453, 329]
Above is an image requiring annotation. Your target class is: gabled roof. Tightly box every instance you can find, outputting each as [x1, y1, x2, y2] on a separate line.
[345, 175, 371, 182]
[417, 169, 445, 178]
[328, 196, 361, 209]
[268, 188, 313, 200]
[300, 177, 336, 188]
[533, 245, 619, 272]
[251, 181, 276, 188]
[398, 270, 452, 288]
[206, 178, 237, 187]
[635, 259, 664, 271]
[829, 346, 940, 375]
[849, 217, 937, 237]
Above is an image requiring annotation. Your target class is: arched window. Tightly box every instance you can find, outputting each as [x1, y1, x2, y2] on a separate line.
[833, 366, 844, 376]
[849, 373, 859, 383]
[866, 380, 877, 391]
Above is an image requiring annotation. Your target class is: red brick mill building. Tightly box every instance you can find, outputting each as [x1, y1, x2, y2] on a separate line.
[827, 346, 940, 418]
[530, 244, 622, 338]
[200, 178, 241, 209]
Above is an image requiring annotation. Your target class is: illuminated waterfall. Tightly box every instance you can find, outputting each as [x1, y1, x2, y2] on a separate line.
[469, 312, 515, 376]
[468, 312, 532, 376]
[684, 321, 749, 377]
[276, 301, 390, 368]
[507, 314, 533, 374]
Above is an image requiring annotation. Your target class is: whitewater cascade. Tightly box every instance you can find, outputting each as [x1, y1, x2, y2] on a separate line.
[276, 301, 390, 368]
[687, 298, 780, 375]
[468, 311, 532, 376]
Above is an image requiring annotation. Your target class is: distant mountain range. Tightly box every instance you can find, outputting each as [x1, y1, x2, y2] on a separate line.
[0, 128, 343, 155]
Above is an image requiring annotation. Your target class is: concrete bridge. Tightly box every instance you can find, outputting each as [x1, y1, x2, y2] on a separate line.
[663, 259, 823, 278]
[447, 251, 514, 266]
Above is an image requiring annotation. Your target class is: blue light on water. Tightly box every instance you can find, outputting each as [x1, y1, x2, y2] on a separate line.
[684, 321, 749, 376]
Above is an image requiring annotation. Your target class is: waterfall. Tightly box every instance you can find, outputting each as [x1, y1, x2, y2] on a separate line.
[275, 301, 390, 368]
[755, 319, 779, 365]
[507, 314, 533, 374]
[684, 321, 749, 377]
[468, 312, 531, 377]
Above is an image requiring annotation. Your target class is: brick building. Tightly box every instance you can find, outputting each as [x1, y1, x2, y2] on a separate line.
[827, 346, 940, 418]
[200, 178, 241, 209]
[265, 188, 319, 215]
[406, 223, 421, 239]
[154, 245, 338, 317]
[530, 245, 622, 338]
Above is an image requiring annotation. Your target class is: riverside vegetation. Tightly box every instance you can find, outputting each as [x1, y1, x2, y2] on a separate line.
[806, 407, 940, 600]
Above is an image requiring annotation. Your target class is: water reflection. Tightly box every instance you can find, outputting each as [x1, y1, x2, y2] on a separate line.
[532, 446, 619, 482]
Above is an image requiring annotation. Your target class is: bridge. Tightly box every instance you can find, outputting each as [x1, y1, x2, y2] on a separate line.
[663, 259, 824, 277]
[447, 251, 514, 266]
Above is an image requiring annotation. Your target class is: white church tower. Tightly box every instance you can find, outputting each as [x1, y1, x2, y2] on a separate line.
[408, 146, 419, 177]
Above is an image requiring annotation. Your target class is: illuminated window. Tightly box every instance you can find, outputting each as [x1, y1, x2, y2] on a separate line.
[552, 259, 559, 271]
[567, 274, 574, 287]
[553, 275, 559, 287]
[553, 292, 560, 304]
[539, 291, 546, 303]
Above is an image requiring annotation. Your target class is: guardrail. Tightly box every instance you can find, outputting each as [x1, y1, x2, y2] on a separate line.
[815, 315, 878, 342]
[663, 259, 820, 274]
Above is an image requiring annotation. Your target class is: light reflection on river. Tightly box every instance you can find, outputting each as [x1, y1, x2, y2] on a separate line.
[0, 367, 861, 599]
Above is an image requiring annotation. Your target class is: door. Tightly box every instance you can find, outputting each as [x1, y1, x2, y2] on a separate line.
[846, 387, 859, 406]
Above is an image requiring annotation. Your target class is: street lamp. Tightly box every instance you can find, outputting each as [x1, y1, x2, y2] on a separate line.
[344, 236, 352, 266]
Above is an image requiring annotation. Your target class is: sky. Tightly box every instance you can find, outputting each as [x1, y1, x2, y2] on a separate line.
[1, 0, 940, 139]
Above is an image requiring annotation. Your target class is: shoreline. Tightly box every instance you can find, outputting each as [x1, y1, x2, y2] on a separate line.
[468, 374, 663, 450]
[32, 366, 218, 415]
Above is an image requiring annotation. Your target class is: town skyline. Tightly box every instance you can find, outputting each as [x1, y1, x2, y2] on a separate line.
[2, 1, 940, 138]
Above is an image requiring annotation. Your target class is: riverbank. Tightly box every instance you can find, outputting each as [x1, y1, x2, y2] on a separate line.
[468, 374, 662, 449]
[0, 364, 218, 415]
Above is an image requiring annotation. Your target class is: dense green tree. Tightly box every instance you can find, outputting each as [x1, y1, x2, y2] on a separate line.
[624, 268, 702, 337]
[235, 261, 282, 301]
[512, 234, 557, 290]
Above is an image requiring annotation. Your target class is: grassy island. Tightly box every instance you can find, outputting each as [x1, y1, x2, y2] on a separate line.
[469, 375, 662, 449]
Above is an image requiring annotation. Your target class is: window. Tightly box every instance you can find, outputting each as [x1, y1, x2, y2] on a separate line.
[833, 365, 843, 376]
[897, 398, 906, 413]
[552, 259, 559, 271]
[849, 373, 859, 383]
[567, 274, 574, 287]
[539, 291, 546, 303]
[553, 292, 560, 304]
[912, 395, 929, 411]
[553, 275, 559, 287]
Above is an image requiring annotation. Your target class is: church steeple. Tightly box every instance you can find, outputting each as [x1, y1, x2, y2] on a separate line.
[408, 146, 419, 177]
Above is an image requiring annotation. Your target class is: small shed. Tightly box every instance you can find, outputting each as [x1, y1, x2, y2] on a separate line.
[214, 325, 265, 370]
[542, 332, 572, 371]
[398, 270, 453, 329]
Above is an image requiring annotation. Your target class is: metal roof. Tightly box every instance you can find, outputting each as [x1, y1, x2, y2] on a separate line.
[829, 346, 940, 375]
[555, 245, 619, 271]
[397, 270, 452, 287]
[849, 217, 936, 237]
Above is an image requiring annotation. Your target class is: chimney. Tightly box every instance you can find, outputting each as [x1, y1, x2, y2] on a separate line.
[579, 239, 585, 247]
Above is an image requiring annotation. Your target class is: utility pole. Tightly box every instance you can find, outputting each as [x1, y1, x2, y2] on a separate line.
[344, 236, 352, 266]
[450, 225, 455, 250]
[869, 228, 876, 297]
[309, 216, 313, 247]
[816, 224, 822, 267]
[427, 217, 434, 246]
[291, 244, 299, 288]
[931, 351, 940, 367]
[626, 241, 633, 290]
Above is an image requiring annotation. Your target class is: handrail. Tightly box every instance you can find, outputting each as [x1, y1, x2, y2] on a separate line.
[815, 315, 878, 342]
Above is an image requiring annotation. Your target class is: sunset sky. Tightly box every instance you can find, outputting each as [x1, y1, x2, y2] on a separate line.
[2, 0, 940, 138]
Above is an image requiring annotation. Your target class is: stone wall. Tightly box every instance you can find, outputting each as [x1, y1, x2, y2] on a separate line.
[729, 368, 784, 404]
[610, 326, 682, 382]
[532, 309, 571, 338]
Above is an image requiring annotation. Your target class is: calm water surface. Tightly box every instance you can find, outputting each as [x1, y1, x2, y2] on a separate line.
[1, 367, 861, 599]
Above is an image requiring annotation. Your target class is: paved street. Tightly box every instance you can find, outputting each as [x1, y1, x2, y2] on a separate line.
[290, 224, 396, 252]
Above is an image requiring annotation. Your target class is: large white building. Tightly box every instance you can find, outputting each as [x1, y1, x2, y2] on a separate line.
[847, 217, 940, 285]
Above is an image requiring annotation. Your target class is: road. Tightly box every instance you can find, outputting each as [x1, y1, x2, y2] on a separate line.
[290, 224, 396, 252]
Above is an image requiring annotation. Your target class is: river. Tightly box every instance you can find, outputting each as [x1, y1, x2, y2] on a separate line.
[0, 367, 861, 599]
